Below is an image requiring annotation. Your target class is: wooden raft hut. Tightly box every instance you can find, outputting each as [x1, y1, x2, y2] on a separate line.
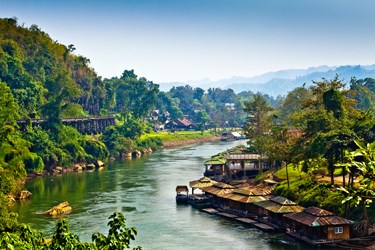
[254, 196, 304, 229]
[204, 156, 226, 178]
[200, 183, 269, 217]
[189, 177, 217, 194]
[219, 189, 267, 216]
[188, 177, 218, 208]
[284, 206, 354, 246]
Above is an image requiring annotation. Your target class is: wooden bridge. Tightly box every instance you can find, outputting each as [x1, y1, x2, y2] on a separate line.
[17, 116, 116, 134]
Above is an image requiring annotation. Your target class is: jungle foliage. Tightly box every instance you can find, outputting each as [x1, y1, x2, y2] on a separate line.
[0, 212, 141, 249]
[4, 16, 375, 245]
[244, 76, 375, 223]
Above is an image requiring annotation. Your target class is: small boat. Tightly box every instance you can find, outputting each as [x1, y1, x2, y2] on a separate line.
[176, 185, 189, 204]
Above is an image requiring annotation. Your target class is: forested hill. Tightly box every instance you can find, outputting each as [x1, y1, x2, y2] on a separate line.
[0, 17, 105, 118]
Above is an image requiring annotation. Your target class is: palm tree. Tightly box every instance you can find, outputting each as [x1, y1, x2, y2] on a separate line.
[337, 140, 375, 236]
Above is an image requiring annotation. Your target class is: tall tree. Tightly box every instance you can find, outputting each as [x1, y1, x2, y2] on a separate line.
[293, 77, 357, 184]
[243, 94, 273, 154]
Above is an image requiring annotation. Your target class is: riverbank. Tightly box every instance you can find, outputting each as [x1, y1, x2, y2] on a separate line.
[25, 131, 223, 179]
[142, 130, 222, 146]
[162, 135, 222, 147]
[15, 140, 280, 249]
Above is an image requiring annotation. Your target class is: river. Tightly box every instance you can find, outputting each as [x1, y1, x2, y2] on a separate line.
[12, 140, 316, 250]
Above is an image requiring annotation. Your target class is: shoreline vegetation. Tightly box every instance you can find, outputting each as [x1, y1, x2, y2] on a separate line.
[2, 17, 375, 249]
[25, 130, 224, 180]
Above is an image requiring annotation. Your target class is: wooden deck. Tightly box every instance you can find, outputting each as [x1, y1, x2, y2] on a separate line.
[235, 217, 256, 225]
[286, 231, 344, 247]
[253, 223, 274, 232]
[201, 208, 219, 214]
[286, 232, 375, 249]
[217, 212, 239, 219]
[200, 207, 276, 232]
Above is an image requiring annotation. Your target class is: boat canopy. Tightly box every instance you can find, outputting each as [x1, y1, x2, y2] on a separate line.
[176, 185, 189, 193]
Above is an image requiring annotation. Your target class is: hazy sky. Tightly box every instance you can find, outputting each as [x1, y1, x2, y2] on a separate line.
[1, 0, 375, 82]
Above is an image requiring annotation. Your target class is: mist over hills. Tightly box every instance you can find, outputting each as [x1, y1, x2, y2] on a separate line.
[158, 65, 375, 97]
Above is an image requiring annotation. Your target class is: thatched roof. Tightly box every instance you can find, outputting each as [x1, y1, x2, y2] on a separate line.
[255, 197, 304, 214]
[189, 177, 217, 189]
[201, 186, 234, 196]
[221, 192, 266, 203]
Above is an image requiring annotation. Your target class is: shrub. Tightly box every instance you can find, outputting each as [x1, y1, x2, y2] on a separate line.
[102, 126, 135, 157]
[83, 140, 109, 160]
[62, 141, 87, 163]
[22, 152, 44, 173]
[22, 127, 60, 165]
[136, 137, 162, 151]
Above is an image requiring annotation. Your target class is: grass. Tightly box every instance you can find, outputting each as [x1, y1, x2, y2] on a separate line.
[274, 164, 307, 180]
[140, 130, 218, 143]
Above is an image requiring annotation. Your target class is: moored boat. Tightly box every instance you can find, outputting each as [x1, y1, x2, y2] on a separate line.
[175, 185, 189, 204]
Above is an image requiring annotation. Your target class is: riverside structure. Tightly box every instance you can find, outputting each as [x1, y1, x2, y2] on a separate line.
[179, 145, 374, 248]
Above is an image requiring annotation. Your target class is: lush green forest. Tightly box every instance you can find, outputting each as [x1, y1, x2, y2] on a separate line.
[243, 76, 375, 236]
[2, 17, 375, 246]
[0, 17, 275, 248]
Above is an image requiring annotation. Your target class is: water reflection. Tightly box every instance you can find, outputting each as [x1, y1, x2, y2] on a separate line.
[13, 140, 319, 249]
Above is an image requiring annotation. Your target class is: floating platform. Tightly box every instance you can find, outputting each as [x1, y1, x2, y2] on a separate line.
[201, 208, 219, 214]
[235, 217, 256, 225]
[217, 212, 239, 219]
[253, 223, 275, 232]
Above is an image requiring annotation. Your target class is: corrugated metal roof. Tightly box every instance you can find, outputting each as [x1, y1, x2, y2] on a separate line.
[233, 187, 272, 196]
[221, 193, 266, 203]
[176, 118, 192, 127]
[304, 206, 334, 216]
[213, 182, 236, 189]
[233, 188, 256, 196]
[189, 177, 217, 189]
[284, 207, 354, 227]
[201, 186, 233, 196]
[270, 196, 297, 205]
[255, 200, 304, 214]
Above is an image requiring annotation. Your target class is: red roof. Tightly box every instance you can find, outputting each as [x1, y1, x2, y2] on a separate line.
[284, 206, 353, 227]
[176, 118, 192, 127]
[304, 206, 334, 216]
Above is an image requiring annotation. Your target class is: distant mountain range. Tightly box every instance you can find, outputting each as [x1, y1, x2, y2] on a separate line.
[158, 65, 375, 97]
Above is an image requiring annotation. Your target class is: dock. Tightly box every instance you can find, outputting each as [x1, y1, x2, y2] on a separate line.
[200, 207, 276, 232]
[217, 212, 238, 219]
[235, 217, 256, 225]
[201, 208, 219, 214]
[253, 223, 274, 232]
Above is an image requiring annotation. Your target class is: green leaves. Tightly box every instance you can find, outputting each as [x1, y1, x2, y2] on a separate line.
[337, 140, 375, 212]
[0, 211, 141, 249]
[92, 212, 141, 250]
[243, 94, 273, 153]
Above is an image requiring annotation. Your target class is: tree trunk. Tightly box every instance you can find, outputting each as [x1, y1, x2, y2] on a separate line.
[342, 167, 346, 188]
[363, 204, 368, 221]
[286, 162, 290, 189]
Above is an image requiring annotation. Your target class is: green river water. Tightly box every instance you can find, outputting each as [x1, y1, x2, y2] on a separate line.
[12, 140, 318, 250]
